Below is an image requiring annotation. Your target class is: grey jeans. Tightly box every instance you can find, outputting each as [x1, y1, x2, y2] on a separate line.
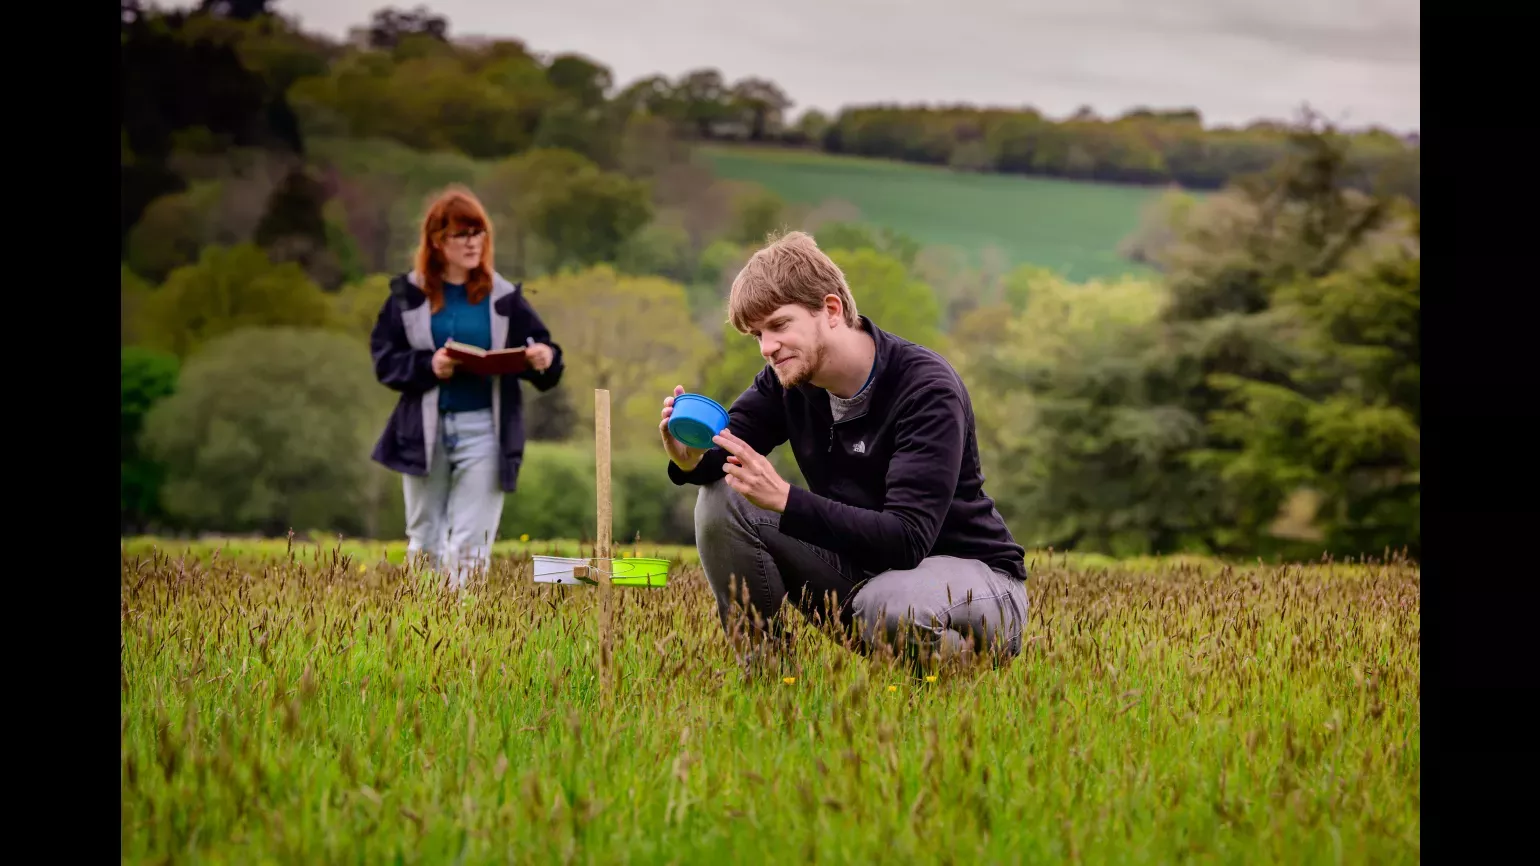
[694, 479, 1028, 666]
[403, 408, 504, 588]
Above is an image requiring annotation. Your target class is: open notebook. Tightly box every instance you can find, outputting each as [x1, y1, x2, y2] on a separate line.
[443, 341, 529, 376]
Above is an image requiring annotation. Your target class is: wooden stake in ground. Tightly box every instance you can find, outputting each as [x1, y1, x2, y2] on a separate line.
[595, 388, 615, 705]
[595, 388, 613, 573]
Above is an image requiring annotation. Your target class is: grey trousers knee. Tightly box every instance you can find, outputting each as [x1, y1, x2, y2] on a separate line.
[693, 479, 1029, 662]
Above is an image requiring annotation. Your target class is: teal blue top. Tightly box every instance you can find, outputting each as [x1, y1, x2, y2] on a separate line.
[430, 281, 494, 413]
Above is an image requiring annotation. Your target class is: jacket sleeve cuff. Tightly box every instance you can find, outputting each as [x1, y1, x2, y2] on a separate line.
[666, 459, 692, 486]
[519, 343, 563, 387]
[414, 350, 438, 387]
[667, 451, 726, 486]
[777, 484, 821, 541]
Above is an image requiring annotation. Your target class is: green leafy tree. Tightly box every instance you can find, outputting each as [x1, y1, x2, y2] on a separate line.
[615, 218, 695, 283]
[1116, 186, 1203, 268]
[957, 275, 1218, 555]
[196, 1, 272, 22]
[531, 169, 652, 271]
[684, 239, 752, 328]
[532, 101, 615, 166]
[329, 273, 391, 342]
[912, 243, 1010, 327]
[791, 108, 830, 145]
[524, 266, 712, 452]
[498, 442, 595, 541]
[819, 102, 1416, 196]
[524, 384, 578, 442]
[997, 263, 1061, 314]
[616, 113, 687, 179]
[728, 185, 787, 245]
[1196, 236, 1420, 556]
[825, 247, 943, 349]
[498, 442, 695, 544]
[729, 77, 792, 141]
[181, 8, 332, 94]
[255, 166, 346, 288]
[308, 136, 493, 273]
[614, 75, 679, 121]
[121, 265, 154, 345]
[545, 53, 613, 109]
[121, 347, 180, 532]
[140, 327, 395, 536]
[478, 147, 596, 277]
[613, 447, 699, 544]
[366, 6, 449, 50]
[125, 182, 224, 281]
[135, 243, 336, 359]
[693, 239, 751, 288]
[255, 167, 327, 249]
[812, 221, 921, 269]
[674, 69, 733, 138]
[1143, 117, 1419, 556]
[323, 199, 366, 286]
[119, 5, 302, 249]
[290, 50, 537, 158]
[474, 49, 554, 151]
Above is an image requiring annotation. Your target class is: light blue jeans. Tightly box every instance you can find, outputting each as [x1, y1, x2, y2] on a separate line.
[403, 409, 504, 588]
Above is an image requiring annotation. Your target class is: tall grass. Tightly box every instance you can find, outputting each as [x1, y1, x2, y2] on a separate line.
[121, 543, 1418, 862]
[119, 535, 701, 567]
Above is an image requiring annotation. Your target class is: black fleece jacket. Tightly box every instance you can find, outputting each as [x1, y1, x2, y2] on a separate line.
[669, 317, 1027, 581]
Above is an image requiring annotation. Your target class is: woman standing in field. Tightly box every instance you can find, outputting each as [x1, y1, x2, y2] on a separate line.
[369, 186, 564, 588]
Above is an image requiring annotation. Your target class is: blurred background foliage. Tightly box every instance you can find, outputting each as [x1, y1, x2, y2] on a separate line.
[120, 2, 1418, 560]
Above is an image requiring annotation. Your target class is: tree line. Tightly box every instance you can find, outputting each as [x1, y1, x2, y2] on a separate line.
[120, 3, 1419, 560]
[121, 0, 1419, 256]
[818, 106, 1418, 202]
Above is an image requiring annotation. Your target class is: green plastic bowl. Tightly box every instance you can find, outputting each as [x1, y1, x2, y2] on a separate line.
[610, 557, 669, 587]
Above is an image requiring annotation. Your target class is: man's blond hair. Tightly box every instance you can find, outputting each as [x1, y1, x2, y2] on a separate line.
[728, 231, 859, 333]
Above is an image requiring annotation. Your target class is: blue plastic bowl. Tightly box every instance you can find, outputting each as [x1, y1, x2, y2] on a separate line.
[667, 393, 729, 450]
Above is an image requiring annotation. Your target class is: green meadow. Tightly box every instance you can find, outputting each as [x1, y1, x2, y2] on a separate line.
[121, 541, 1419, 863]
[700, 145, 1176, 282]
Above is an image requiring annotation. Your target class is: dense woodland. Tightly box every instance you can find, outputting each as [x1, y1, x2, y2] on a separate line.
[121, 1, 1420, 560]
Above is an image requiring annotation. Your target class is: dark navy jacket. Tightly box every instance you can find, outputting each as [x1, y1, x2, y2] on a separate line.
[668, 317, 1026, 581]
[369, 271, 564, 492]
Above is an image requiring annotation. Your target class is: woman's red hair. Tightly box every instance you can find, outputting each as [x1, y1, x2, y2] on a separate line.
[414, 185, 495, 313]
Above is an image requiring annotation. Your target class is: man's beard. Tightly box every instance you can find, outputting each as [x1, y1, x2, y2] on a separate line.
[773, 329, 827, 388]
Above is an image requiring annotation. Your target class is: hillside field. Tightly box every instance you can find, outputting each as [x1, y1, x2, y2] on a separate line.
[700, 145, 1177, 282]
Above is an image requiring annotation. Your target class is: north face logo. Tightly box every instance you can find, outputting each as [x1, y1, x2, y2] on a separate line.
[852, 441, 866, 454]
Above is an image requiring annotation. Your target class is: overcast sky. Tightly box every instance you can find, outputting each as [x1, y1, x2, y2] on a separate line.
[227, 0, 1420, 132]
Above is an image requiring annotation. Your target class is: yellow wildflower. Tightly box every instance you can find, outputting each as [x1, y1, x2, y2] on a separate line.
[519, 534, 530, 542]
[925, 675, 937, 683]
[783, 677, 796, 685]
[887, 685, 898, 692]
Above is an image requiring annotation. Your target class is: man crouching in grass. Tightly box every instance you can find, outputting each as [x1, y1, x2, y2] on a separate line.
[659, 231, 1028, 677]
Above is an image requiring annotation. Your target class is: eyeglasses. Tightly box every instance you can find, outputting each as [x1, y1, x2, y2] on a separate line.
[445, 228, 485, 245]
